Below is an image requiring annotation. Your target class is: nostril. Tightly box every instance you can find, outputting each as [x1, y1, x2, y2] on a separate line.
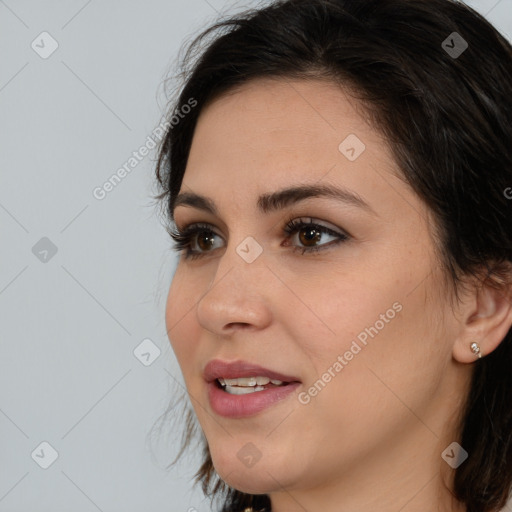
[224, 323, 251, 330]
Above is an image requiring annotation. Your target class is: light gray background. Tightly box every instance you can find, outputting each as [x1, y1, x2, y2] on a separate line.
[1, 1, 511, 511]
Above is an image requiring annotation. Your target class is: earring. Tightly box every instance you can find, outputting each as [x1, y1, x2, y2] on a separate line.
[470, 342, 482, 359]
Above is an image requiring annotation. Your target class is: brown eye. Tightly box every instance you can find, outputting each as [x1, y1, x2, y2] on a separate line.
[283, 217, 349, 255]
[196, 232, 217, 252]
[170, 218, 349, 261]
[169, 223, 224, 261]
[298, 226, 323, 247]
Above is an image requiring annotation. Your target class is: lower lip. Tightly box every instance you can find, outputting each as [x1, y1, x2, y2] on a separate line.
[207, 381, 301, 418]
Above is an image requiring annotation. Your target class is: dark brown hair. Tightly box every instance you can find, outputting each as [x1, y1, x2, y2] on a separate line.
[151, 1, 512, 511]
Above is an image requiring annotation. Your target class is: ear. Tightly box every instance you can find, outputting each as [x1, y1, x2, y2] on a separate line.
[453, 269, 512, 364]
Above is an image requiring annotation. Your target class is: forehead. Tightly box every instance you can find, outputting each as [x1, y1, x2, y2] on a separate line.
[179, 77, 401, 217]
[189, 78, 377, 158]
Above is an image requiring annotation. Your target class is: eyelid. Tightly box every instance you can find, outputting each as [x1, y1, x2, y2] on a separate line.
[174, 216, 350, 239]
[174, 221, 223, 240]
[282, 214, 351, 238]
[170, 217, 351, 262]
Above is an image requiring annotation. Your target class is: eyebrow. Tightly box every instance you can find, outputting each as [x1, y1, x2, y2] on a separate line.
[171, 184, 377, 219]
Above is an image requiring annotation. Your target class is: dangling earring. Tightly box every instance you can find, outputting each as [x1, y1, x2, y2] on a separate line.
[470, 342, 482, 359]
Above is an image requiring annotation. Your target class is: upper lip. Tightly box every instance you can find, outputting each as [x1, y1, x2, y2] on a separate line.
[204, 359, 301, 383]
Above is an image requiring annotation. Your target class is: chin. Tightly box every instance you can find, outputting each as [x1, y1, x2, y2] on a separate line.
[216, 466, 287, 496]
[211, 447, 299, 495]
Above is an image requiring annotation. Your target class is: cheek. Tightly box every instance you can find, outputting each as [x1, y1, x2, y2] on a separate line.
[304, 277, 445, 425]
[165, 268, 203, 372]
[295, 258, 441, 410]
[293, 269, 402, 369]
[291, 306, 436, 472]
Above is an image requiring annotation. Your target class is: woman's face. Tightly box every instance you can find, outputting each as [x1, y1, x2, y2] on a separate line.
[165, 78, 470, 506]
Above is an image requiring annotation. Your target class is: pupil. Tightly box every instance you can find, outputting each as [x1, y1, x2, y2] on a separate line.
[198, 233, 215, 251]
[300, 228, 321, 246]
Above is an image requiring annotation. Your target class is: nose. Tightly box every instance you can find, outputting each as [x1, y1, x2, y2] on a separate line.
[196, 240, 273, 336]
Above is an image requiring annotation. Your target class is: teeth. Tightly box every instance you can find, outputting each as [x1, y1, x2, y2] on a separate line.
[217, 376, 285, 387]
[224, 385, 266, 395]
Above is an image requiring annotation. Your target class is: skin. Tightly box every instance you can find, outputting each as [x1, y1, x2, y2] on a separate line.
[165, 77, 512, 512]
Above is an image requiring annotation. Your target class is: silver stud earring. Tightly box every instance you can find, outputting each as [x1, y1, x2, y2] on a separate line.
[470, 342, 482, 359]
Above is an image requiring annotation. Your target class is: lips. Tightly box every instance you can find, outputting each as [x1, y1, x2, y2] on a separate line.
[205, 360, 302, 418]
[203, 359, 301, 384]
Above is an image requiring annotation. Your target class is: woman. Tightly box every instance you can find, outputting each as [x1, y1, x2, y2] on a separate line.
[153, 0, 512, 510]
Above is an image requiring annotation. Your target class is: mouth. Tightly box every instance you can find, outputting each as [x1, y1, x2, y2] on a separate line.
[214, 376, 294, 395]
[205, 360, 302, 418]
[204, 359, 301, 396]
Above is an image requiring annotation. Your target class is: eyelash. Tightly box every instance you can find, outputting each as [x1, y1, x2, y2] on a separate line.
[168, 217, 350, 261]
